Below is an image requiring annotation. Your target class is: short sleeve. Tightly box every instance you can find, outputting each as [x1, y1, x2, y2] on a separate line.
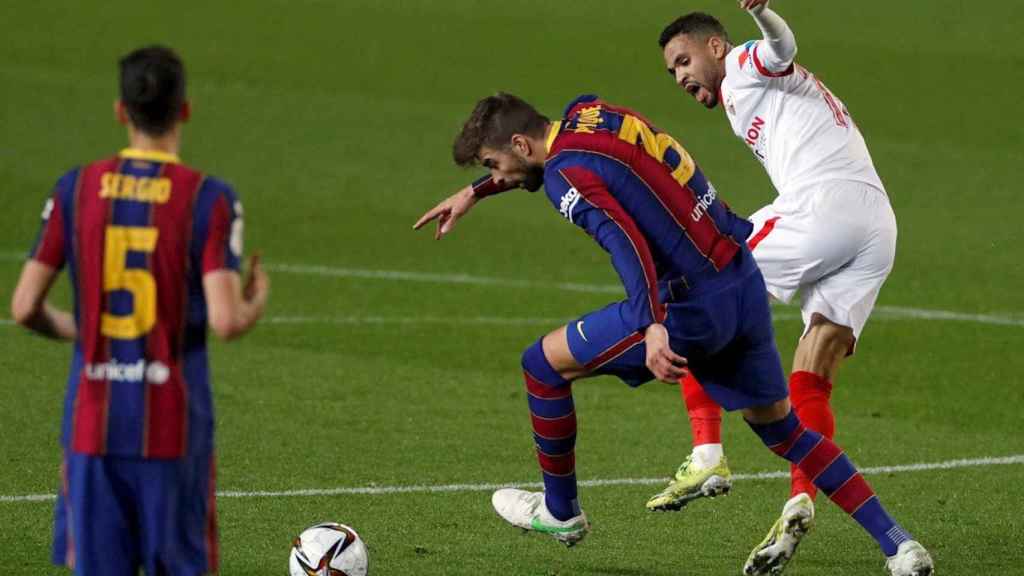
[201, 187, 243, 275]
[28, 172, 75, 269]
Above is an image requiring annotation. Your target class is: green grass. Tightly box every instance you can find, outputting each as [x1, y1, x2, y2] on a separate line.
[1, 1, 1023, 574]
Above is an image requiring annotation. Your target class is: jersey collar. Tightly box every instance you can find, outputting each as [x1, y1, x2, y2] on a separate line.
[119, 148, 180, 164]
[544, 121, 562, 155]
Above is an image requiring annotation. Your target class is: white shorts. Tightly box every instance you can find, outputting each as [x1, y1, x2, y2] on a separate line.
[747, 181, 897, 344]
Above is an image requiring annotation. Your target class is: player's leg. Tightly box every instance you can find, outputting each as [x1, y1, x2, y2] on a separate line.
[786, 315, 850, 500]
[58, 453, 140, 575]
[652, 204, 800, 512]
[492, 325, 591, 546]
[493, 301, 649, 546]
[135, 453, 218, 575]
[646, 372, 733, 511]
[789, 186, 897, 501]
[743, 399, 932, 575]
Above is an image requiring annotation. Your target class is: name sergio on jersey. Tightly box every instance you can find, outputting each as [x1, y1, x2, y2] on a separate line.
[99, 173, 172, 204]
[84, 359, 170, 385]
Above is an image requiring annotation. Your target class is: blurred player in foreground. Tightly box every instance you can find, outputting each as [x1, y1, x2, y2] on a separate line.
[10, 46, 268, 575]
[652, 2, 922, 573]
[413, 92, 931, 576]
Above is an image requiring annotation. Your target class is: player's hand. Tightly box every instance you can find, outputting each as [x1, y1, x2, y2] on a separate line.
[243, 252, 270, 308]
[740, 0, 770, 12]
[644, 323, 689, 383]
[413, 185, 478, 240]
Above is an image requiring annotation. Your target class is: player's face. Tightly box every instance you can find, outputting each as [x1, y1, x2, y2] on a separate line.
[663, 33, 725, 109]
[480, 147, 544, 192]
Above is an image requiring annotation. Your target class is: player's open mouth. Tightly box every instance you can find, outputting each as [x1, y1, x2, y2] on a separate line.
[684, 82, 700, 97]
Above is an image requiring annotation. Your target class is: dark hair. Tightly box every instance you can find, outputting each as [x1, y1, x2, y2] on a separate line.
[453, 93, 550, 166]
[658, 12, 730, 48]
[118, 46, 186, 136]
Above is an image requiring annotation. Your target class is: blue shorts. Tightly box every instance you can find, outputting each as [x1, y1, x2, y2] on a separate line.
[53, 451, 218, 576]
[566, 268, 788, 411]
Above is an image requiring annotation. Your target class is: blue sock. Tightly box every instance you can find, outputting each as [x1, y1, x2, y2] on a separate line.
[521, 339, 579, 521]
[747, 410, 912, 556]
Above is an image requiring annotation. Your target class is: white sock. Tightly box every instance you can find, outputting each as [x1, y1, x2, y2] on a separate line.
[691, 443, 724, 469]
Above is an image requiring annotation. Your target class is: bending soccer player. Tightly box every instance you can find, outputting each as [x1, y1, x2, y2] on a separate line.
[649, 2, 929, 574]
[10, 46, 269, 575]
[413, 93, 931, 575]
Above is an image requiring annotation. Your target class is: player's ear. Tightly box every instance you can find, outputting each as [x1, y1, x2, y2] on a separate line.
[709, 36, 727, 59]
[114, 100, 130, 125]
[179, 100, 191, 123]
[511, 134, 530, 158]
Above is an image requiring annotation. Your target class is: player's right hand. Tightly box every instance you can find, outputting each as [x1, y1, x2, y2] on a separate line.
[740, 0, 770, 12]
[644, 323, 689, 383]
[413, 185, 478, 240]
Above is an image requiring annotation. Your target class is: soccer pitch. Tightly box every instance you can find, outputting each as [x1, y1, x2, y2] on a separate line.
[1, 1, 1022, 574]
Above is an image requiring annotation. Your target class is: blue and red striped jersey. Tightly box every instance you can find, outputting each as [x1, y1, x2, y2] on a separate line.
[542, 95, 754, 333]
[29, 148, 242, 459]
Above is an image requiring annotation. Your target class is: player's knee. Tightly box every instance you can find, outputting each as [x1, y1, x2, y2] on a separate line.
[521, 339, 570, 388]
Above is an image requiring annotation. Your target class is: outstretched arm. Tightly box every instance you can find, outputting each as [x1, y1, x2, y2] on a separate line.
[741, 1, 797, 71]
[412, 175, 517, 240]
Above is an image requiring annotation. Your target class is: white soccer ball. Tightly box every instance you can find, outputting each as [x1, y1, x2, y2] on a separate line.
[288, 522, 369, 576]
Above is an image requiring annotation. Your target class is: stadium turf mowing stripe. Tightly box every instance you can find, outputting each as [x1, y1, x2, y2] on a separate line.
[265, 263, 1024, 327]
[3, 454, 1022, 504]
[0, 308, 1016, 329]
[3, 253, 1022, 327]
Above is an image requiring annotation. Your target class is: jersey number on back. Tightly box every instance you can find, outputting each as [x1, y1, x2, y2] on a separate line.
[101, 225, 159, 340]
[617, 115, 696, 186]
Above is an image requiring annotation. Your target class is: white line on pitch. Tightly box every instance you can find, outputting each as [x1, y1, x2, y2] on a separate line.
[2, 454, 1022, 504]
[264, 263, 1024, 328]
[2, 253, 1020, 328]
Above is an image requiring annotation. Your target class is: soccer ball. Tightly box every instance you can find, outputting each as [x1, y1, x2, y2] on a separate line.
[289, 522, 369, 576]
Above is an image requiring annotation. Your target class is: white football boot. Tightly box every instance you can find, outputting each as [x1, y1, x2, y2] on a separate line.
[491, 489, 590, 547]
[885, 541, 934, 576]
[743, 493, 815, 575]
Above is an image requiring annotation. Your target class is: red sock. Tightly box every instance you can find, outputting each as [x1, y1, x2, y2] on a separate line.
[681, 373, 722, 446]
[789, 371, 835, 499]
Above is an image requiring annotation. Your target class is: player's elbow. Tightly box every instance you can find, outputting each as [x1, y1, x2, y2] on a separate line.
[10, 291, 39, 327]
[207, 309, 245, 341]
[208, 316, 243, 341]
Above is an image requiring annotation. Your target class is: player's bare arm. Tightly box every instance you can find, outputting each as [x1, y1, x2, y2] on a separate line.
[10, 260, 76, 340]
[203, 253, 269, 340]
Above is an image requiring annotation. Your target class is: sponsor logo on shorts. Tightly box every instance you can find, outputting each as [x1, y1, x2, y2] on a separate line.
[84, 360, 170, 385]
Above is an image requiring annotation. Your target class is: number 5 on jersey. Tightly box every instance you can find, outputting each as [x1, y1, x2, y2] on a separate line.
[101, 226, 159, 340]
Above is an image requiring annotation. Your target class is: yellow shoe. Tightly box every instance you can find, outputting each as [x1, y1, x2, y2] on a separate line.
[743, 493, 815, 575]
[645, 455, 732, 512]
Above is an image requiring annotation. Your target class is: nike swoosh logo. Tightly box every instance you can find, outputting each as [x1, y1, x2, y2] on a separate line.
[576, 321, 588, 342]
[530, 517, 585, 534]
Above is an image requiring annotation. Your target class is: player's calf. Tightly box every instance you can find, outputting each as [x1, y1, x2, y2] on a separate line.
[521, 339, 581, 522]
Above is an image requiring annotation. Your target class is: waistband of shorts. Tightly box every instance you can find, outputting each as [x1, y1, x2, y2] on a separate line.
[660, 248, 757, 303]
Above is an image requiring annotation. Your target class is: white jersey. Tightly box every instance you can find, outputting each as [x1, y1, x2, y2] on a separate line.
[720, 40, 885, 199]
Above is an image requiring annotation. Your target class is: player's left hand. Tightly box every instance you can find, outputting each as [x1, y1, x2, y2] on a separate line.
[644, 323, 689, 383]
[413, 185, 479, 240]
[739, 0, 770, 12]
